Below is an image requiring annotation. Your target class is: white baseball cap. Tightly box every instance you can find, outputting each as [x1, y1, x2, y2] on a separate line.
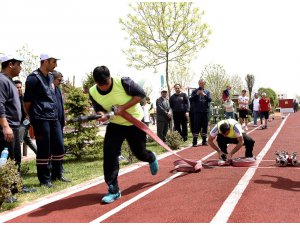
[0, 54, 23, 63]
[40, 53, 60, 61]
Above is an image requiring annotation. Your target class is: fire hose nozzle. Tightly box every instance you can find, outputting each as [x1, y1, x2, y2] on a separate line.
[67, 111, 115, 124]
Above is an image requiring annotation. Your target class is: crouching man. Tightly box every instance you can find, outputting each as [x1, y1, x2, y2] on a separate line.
[208, 119, 255, 162]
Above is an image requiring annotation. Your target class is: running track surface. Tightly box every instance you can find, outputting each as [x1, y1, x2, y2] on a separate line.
[1, 113, 299, 223]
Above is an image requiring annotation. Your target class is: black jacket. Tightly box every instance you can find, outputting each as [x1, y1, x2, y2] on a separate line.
[23, 69, 58, 120]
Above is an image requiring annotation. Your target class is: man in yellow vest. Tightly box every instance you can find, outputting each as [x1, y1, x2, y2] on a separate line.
[207, 119, 255, 161]
[89, 66, 159, 204]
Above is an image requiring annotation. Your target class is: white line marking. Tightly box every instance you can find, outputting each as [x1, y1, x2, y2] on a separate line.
[210, 114, 289, 223]
[90, 153, 216, 223]
[0, 163, 146, 223]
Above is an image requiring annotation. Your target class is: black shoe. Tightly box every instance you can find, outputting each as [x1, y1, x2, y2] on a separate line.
[54, 176, 71, 182]
[40, 182, 54, 188]
[22, 185, 37, 193]
[192, 137, 198, 147]
[4, 196, 17, 203]
[202, 141, 208, 146]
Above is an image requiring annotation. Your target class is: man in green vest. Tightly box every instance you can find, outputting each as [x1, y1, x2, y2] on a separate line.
[208, 119, 255, 162]
[89, 66, 159, 204]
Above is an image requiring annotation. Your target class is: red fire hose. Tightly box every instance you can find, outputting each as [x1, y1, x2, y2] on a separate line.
[118, 110, 202, 173]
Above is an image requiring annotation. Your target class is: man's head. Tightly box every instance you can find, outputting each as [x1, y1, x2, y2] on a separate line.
[174, 84, 181, 94]
[261, 92, 267, 99]
[93, 66, 112, 91]
[52, 70, 63, 88]
[219, 123, 230, 136]
[241, 89, 247, 96]
[0, 54, 23, 77]
[161, 88, 168, 97]
[254, 93, 258, 98]
[14, 80, 22, 96]
[40, 53, 59, 73]
[198, 79, 206, 89]
[146, 97, 150, 102]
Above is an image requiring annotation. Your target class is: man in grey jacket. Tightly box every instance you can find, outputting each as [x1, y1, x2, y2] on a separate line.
[156, 88, 171, 142]
[0, 54, 22, 170]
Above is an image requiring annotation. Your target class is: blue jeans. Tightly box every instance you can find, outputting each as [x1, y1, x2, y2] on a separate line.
[253, 110, 259, 125]
[225, 112, 234, 119]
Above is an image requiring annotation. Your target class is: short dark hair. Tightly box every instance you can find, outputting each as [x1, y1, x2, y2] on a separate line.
[14, 80, 22, 85]
[1, 59, 19, 70]
[93, 66, 110, 85]
[219, 123, 230, 134]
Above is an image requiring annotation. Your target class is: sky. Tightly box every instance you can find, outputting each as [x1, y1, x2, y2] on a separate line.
[1, 0, 300, 99]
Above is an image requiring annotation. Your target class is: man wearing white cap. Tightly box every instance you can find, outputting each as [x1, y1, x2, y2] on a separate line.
[23, 54, 70, 188]
[0, 54, 23, 171]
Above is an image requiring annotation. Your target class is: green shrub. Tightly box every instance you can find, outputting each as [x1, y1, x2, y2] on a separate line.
[0, 160, 22, 206]
[166, 130, 182, 150]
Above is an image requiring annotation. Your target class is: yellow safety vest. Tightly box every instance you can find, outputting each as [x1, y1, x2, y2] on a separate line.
[89, 78, 143, 126]
[217, 119, 239, 138]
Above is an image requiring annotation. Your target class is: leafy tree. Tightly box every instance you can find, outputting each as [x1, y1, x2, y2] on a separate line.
[16, 44, 39, 81]
[82, 72, 95, 94]
[245, 74, 255, 101]
[257, 87, 278, 108]
[201, 63, 229, 106]
[119, 2, 211, 96]
[168, 63, 195, 91]
[229, 74, 243, 96]
[64, 87, 103, 160]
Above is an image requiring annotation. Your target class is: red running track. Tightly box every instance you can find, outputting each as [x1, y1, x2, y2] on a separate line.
[1, 113, 300, 223]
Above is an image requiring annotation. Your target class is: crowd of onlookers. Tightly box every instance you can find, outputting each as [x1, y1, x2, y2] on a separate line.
[0, 53, 69, 203]
[141, 82, 278, 147]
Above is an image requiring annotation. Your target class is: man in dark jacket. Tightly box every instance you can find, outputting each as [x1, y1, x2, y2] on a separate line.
[189, 79, 212, 147]
[169, 84, 190, 141]
[14, 80, 37, 154]
[24, 54, 70, 188]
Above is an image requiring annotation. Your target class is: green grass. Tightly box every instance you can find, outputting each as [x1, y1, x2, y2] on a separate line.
[0, 136, 190, 213]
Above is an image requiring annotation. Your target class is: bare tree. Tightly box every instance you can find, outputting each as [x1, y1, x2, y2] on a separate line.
[201, 63, 229, 106]
[245, 74, 255, 101]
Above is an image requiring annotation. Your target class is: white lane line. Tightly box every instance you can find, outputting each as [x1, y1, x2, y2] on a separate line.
[0, 163, 148, 223]
[0, 145, 210, 222]
[90, 152, 216, 223]
[210, 114, 289, 223]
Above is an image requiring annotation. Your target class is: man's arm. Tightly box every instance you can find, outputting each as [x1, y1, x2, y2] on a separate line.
[228, 136, 244, 159]
[0, 117, 14, 142]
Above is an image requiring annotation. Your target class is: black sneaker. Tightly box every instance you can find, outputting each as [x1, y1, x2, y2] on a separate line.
[22, 185, 37, 193]
[40, 182, 54, 188]
[202, 141, 208, 146]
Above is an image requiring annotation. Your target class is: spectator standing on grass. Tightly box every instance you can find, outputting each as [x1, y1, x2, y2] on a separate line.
[0, 54, 22, 171]
[189, 79, 211, 147]
[140, 98, 150, 126]
[23, 54, 70, 188]
[156, 88, 171, 142]
[251, 93, 260, 127]
[146, 97, 156, 125]
[89, 65, 158, 204]
[222, 85, 231, 101]
[259, 92, 271, 129]
[169, 84, 190, 142]
[238, 90, 249, 131]
[14, 80, 37, 154]
[222, 96, 235, 119]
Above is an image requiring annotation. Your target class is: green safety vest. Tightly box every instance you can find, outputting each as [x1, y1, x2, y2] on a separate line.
[89, 78, 143, 126]
[217, 119, 239, 138]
